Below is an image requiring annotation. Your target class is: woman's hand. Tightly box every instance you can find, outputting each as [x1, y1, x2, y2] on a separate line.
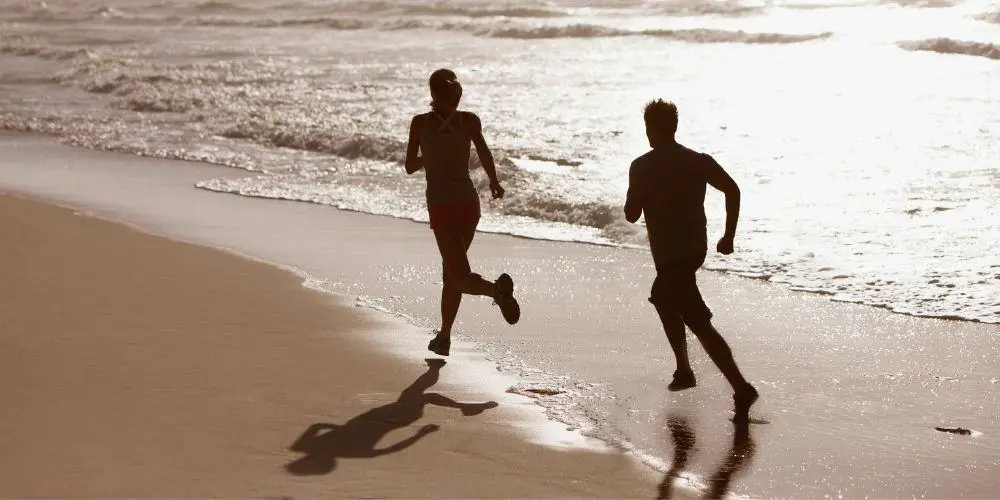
[405, 155, 424, 174]
[489, 179, 505, 199]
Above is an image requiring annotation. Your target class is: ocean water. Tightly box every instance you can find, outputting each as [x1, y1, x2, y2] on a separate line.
[1, 0, 998, 323]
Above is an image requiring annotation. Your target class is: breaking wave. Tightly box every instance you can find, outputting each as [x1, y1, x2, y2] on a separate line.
[391, 4, 568, 18]
[0, 35, 100, 60]
[899, 38, 1000, 60]
[880, 0, 955, 7]
[477, 24, 833, 43]
[221, 120, 411, 164]
[975, 10, 1000, 24]
[652, 0, 766, 17]
[193, 0, 253, 12]
[184, 16, 370, 29]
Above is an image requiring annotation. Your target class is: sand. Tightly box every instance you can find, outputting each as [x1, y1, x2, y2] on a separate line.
[0, 194, 657, 498]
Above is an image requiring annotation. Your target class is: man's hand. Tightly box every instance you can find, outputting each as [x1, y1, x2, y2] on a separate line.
[716, 235, 735, 255]
[489, 180, 505, 199]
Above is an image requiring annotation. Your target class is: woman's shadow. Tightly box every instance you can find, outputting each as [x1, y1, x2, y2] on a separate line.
[657, 414, 757, 499]
[285, 358, 498, 475]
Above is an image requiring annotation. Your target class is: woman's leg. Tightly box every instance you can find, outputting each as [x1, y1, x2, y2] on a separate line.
[434, 220, 493, 338]
[438, 221, 481, 336]
[439, 275, 461, 338]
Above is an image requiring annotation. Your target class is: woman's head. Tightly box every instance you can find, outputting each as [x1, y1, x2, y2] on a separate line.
[429, 68, 462, 113]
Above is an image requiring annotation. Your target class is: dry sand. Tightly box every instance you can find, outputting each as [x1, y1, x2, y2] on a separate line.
[0, 194, 657, 498]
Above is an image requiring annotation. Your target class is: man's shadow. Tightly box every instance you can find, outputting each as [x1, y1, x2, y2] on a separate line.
[285, 358, 498, 475]
[657, 414, 757, 499]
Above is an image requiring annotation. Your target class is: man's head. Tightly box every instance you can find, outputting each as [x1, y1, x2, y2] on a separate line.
[643, 99, 678, 147]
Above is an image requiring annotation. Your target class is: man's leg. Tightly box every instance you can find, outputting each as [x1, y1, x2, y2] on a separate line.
[686, 319, 749, 391]
[655, 305, 692, 373]
[677, 259, 757, 420]
[651, 275, 696, 391]
[687, 320, 758, 422]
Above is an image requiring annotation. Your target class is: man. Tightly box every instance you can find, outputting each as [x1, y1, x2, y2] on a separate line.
[624, 99, 758, 422]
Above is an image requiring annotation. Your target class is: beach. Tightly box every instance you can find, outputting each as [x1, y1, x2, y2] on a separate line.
[3, 0, 999, 494]
[2, 132, 998, 498]
[0, 191, 658, 498]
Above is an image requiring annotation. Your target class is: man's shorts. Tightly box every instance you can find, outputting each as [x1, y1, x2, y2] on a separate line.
[649, 254, 713, 327]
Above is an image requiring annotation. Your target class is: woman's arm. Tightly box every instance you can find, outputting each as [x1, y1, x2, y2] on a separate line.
[466, 112, 504, 199]
[405, 115, 424, 174]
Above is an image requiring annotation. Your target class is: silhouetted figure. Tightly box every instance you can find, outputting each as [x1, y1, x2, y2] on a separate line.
[284, 359, 498, 475]
[657, 415, 756, 499]
[624, 99, 758, 422]
[405, 68, 520, 356]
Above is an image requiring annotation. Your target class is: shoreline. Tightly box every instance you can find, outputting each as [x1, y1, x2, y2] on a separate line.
[2, 131, 998, 498]
[7, 128, 994, 326]
[0, 193, 662, 498]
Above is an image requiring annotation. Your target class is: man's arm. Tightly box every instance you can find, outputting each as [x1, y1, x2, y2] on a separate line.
[624, 162, 643, 223]
[404, 115, 423, 174]
[705, 155, 740, 255]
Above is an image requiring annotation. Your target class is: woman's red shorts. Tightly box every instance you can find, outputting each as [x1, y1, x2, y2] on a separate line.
[428, 199, 481, 230]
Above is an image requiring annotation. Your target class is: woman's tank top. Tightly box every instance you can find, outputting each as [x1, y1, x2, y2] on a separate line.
[420, 111, 478, 206]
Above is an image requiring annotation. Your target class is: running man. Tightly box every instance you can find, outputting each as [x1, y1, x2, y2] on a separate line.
[624, 99, 758, 422]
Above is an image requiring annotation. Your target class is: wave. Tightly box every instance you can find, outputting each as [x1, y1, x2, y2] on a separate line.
[522, 154, 584, 167]
[644, 28, 832, 44]
[7, 7, 825, 46]
[480, 23, 832, 43]
[184, 15, 369, 29]
[177, 111, 634, 234]
[0, 35, 98, 60]
[880, 0, 955, 7]
[482, 23, 622, 38]
[194, 0, 253, 12]
[1, 3, 132, 22]
[496, 195, 623, 231]
[653, 0, 766, 17]
[394, 4, 567, 18]
[975, 10, 1000, 24]
[221, 120, 411, 163]
[899, 38, 1000, 60]
[142, 104, 632, 233]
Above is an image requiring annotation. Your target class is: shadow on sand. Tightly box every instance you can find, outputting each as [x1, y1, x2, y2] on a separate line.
[285, 358, 498, 475]
[657, 413, 757, 499]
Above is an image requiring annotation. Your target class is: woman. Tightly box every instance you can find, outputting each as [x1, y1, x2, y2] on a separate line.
[405, 68, 520, 356]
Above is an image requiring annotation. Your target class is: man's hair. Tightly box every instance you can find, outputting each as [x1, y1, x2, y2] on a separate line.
[643, 99, 678, 136]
